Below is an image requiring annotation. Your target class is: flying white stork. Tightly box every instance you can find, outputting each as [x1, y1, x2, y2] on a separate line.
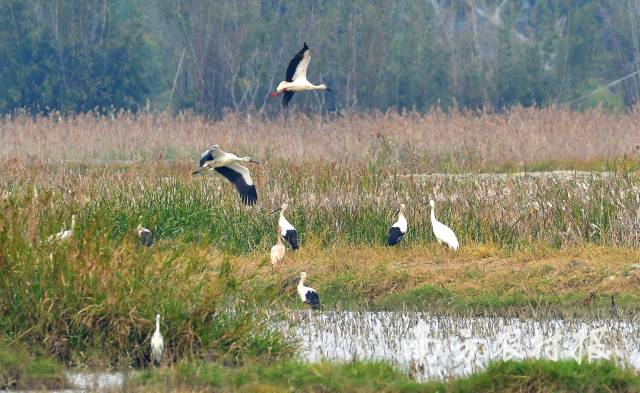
[150, 314, 164, 366]
[429, 199, 459, 250]
[47, 215, 77, 243]
[387, 204, 407, 246]
[270, 42, 333, 107]
[297, 272, 320, 309]
[270, 225, 286, 267]
[271, 203, 299, 250]
[193, 145, 259, 205]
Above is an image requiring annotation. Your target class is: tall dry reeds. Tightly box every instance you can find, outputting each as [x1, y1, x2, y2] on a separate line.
[1, 107, 639, 169]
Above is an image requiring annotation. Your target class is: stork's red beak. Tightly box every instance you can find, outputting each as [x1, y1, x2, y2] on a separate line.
[269, 91, 280, 98]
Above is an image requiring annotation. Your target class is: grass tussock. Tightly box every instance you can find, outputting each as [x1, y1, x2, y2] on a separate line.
[0, 340, 68, 390]
[1, 108, 640, 170]
[130, 359, 640, 393]
[0, 201, 294, 366]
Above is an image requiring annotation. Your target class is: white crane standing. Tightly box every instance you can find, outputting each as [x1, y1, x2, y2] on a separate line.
[193, 145, 259, 205]
[271, 203, 299, 250]
[429, 199, 459, 250]
[387, 204, 407, 246]
[270, 42, 333, 107]
[150, 314, 164, 366]
[297, 272, 320, 309]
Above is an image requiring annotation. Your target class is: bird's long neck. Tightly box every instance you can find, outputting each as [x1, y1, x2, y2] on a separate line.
[276, 232, 283, 245]
[430, 207, 436, 222]
[398, 210, 406, 223]
[71, 218, 76, 231]
[298, 277, 305, 289]
[155, 317, 160, 333]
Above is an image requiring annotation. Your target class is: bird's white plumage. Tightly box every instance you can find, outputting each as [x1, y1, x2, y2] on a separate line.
[391, 205, 407, 233]
[150, 314, 164, 365]
[47, 215, 76, 243]
[429, 199, 459, 250]
[226, 162, 254, 186]
[292, 50, 311, 82]
[138, 227, 152, 237]
[276, 203, 296, 236]
[270, 226, 285, 266]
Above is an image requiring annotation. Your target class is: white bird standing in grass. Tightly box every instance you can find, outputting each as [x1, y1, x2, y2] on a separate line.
[297, 272, 320, 309]
[137, 217, 154, 247]
[429, 199, 459, 250]
[272, 203, 299, 250]
[47, 215, 77, 243]
[387, 203, 407, 246]
[270, 42, 333, 107]
[193, 144, 259, 205]
[150, 314, 164, 366]
[270, 225, 286, 267]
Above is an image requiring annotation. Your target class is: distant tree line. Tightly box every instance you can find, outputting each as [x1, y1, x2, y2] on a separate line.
[1, 0, 639, 116]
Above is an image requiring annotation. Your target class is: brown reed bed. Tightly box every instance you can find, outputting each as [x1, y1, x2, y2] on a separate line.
[1, 107, 639, 170]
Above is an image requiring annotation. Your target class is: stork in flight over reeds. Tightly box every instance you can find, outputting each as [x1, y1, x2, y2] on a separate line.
[270, 42, 333, 107]
[193, 145, 259, 205]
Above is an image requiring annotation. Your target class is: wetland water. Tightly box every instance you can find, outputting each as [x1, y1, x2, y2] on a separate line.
[33, 311, 640, 391]
[287, 311, 640, 381]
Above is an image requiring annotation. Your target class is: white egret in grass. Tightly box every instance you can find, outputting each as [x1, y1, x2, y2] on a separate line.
[272, 203, 299, 250]
[297, 272, 320, 309]
[429, 200, 459, 250]
[193, 145, 259, 205]
[270, 225, 286, 267]
[387, 203, 407, 246]
[269, 42, 333, 107]
[47, 214, 77, 243]
[150, 314, 164, 366]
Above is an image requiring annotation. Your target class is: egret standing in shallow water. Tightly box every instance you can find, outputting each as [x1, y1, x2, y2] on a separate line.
[429, 200, 459, 250]
[150, 314, 164, 366]
[272, 203, 299, 250]
[387, 204, 407, 246]
[193, 145, 259, 205]
[47, 215, 77, 243]
[297, 272, 320, 309]
[270, 42, 333, 107]
[270, 225, 286, 267]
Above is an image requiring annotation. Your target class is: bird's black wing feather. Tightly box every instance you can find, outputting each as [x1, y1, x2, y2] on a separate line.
[284, 229, 299, 249]
[199, 151, 214, 167]
[282, 91, 295, 107]
[285, 42, 309, 82]
[305, 290, 320, 309]
[387, 226, 405, 246]
[140, 231, 154, 247]
[214, 166, 258, 205]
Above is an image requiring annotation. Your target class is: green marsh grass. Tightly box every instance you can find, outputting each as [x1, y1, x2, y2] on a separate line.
[0, 341, 67, 390]
[130, 359, 640, 392]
